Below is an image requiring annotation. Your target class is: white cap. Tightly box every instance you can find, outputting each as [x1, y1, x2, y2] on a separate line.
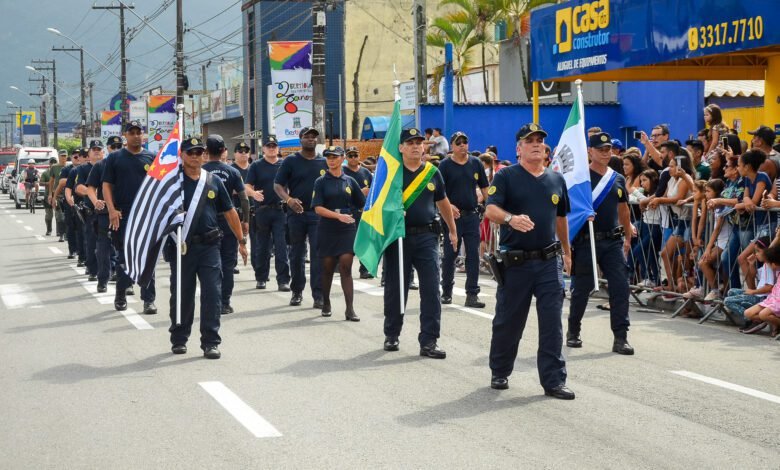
[27, 159, 35, 164]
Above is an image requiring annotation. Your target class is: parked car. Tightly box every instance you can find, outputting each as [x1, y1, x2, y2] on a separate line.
[1, 166, 14, 195]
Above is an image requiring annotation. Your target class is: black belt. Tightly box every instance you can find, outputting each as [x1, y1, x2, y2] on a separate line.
[576, 226, 624, 243]
[257, 202, 284, 211]
[500, 241, 562, 267]
[459, 208, 479, 216]
[406, 223, 439, 235]
[190, 229, 222, 245]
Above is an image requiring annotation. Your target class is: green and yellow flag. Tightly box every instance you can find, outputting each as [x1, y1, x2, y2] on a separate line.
[353, 101, 406, 276]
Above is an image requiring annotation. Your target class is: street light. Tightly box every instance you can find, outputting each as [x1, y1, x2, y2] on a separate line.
[6, 101, 24, 145]
[25, 66, 78, 101]
[47, 28, 120, 80]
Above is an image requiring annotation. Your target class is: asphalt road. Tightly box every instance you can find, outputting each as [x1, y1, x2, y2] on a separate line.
[1, 196, 779, 469]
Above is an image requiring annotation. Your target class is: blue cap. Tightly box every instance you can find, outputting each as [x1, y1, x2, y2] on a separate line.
[611, 138, 623, 150]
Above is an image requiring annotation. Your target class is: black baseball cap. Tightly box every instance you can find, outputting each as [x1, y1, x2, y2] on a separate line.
[124, 120, 143, 132]
[262, 135, 279, 146]
[89, 139, 104, 149]
[299, 126, 319, 137]
[78, 147, 89, 157]
[106, 136, 123, 147]
[323, 146, 345, 157]
[748, 125, 777, 146]
[450, 131, 468, 143]
[71, 148, 81, 157]
[588, 132, 613, 149]
[400, 127, 424, 143]
[516, 123, 548, 141]
[181, 136, 206, 152]
[346, 146, 359, 155]
[234, 141, 251, 153]
[206, 134, 225, 153]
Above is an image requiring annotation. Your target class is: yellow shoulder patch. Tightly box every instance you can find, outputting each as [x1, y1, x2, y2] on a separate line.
[552, 193, 560, 205]
[426, 182, 435, 191]
[144, 164, 150, 172]
[617, 188, 623, 198]
[207, 190, 216, 199]
[488, 186, 497, 195]
[473, 172, 479, 180]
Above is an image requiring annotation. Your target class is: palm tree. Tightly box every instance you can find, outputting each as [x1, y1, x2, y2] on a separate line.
[427, 16, 481, 102]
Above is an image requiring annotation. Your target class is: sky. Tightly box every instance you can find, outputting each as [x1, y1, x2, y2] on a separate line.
[0, 0, 243, 124]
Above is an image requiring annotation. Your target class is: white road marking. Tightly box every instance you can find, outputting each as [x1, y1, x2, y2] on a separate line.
[23, 226, 33, 231]
[672, 370, 780, 405]
[478, 278, 498, 288]
[445, 303, 495, 320]
[35, 235, 45, 241]
[199, 381, 282, 438]
[0, 284, 42, 309]
[118, 307, 153, 330]
[353, 280, 384, 296]
[9, 214, 16, 218]
[16, 219, 22, 223]
[49, 246, 63, 254]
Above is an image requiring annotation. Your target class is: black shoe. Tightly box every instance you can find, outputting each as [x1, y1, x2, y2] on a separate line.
[278, 283, 291, 292]
[58, 235, 65, 242]
[77, 260, 85, 267]
[321, 301, 331, 317]
[313, 298, 324, 310]
[171, 344, 187, 355]
[420, 342, 446, 359]
[491, 376, 509, 390]
[97, 284, 107, 293]
[67, 254, 75, 259]
[88, 274, 97, 282]
[221, 304, 234, 315]
[290, 293, 302, 306]
[114, 295, 127, 311]
[109, 273, 117, 283]
[203, 346, 221, 359]
[233, 267, 239, 274]
[126, 287, 135, 296]
[345, 309, 360, 322]
[359, 272, 374, 279]
[143, 302, 157, 315]
[465, 294, 485, 308]
[612, 336, 635, 355]
[409, 281, 418, 290]
[441, 294, 453, 305]
[566, 330, 582, 348]
[383, 336, 399, 351]
[256, 281, 266, 290]
[544, 384, 576, 400]
[45, 231, 51, 236]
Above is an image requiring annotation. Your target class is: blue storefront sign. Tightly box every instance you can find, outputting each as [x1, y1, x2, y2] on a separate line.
[531, 0, 779, 81]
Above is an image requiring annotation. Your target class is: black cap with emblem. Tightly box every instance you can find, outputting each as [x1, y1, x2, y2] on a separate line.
[516, 123, 548, 141]
[346, 146, 359, 155]
[299, 126, 320, 137]
[124, 120, 143, 132]
[106, 135, 123, 148]
[588, 132, 613, 149]
[89, 139, 104, 149]
[181, 136, 206, 152]
[323, 146, 345, 157]
[450, 131, 469, 143]
[78, 147, 88, 157]
[400, 127, 424, 143]
[234, 141, 251, 153]
[262, 135, 279, 146]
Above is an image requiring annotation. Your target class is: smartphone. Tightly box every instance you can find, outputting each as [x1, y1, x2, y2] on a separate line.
[721, 136, 729, 149]
[633, 131, 642, 140]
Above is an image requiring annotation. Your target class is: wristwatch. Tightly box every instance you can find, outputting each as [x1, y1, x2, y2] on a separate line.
[503, 213, 513, 225]
[239, 237, 248, 245]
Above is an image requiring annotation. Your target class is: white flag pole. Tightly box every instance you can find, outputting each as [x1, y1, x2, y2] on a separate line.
[175, 104, 185, 325]
[392, 77, 405, 315]
[588, 219, 599, 294]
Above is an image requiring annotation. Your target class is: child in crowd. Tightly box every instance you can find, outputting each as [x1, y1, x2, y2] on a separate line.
[724, 236, 773, 331]
[741, 242, 780, 337]
[630, 169, 662, 287]
[689, 179, 728, 300]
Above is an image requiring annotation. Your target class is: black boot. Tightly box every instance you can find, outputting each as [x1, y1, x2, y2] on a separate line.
[612, 334, 634, 355]
[566, 330, 582, 348]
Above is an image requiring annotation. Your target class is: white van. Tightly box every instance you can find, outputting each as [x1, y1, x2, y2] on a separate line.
[12, 147, 56, 209]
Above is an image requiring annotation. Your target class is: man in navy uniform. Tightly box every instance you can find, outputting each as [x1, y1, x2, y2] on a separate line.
[52, 150, 79, 257]
[231, 141, 252, 273]
[202, 135, 250, 315]
[274, 127, 328, 308]
[383, 128, 458, 359]
[74, 140, 105, 283]
[438, 131, 490, 308]
[343, 146, 374, 279]
[168, 137, 248, 359]
[485, 123, 574, 399]
[85, 140, 112, 293]
[102, 120, 158, 315]
[65, 149, 86, 267]
[245, 135, 291, 290]
[567, 132, 635, 355]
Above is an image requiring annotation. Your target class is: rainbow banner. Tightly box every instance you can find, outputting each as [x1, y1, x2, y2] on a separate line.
[100, 110, 122, 142]
[268, 41, 313, 147]
[147, 96, 176, 155]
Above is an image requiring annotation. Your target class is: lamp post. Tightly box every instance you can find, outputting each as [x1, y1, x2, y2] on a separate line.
[6, 101, 24, 145]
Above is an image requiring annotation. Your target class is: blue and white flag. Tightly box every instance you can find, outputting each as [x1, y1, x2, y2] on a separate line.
[551, 86, 594, 241]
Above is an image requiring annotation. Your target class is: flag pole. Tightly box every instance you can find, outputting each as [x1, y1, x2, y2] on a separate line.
[575, 77, 599, 295]
[392, 77, 405, 315]
[175, 104, 185, 325]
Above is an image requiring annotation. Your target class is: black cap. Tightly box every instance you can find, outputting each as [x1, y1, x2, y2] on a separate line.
[71, 148, 81, 156]
[400, 127, 424, 143]
[748, 125, 777, 146]
[124, 120, 143, 132]
[323, 146, 345, 157]
[206, 134, 225, 154]
[234, 141, 251, 153]
[450, 131, 468, 143]
[685, 139, 705, 151]
[346, 146, 359, 155]
[107, 136, 123, 147]
[588, 132, 613, 149]
[516, 123, 548, 141]
[89, 139, 104, 149]
[78, 147, 89, 157]
[181, 136, 206, 152]
[262, 135, 279, 146]
[299, 126, 319, 137]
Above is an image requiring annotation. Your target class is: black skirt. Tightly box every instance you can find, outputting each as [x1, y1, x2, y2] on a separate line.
[317, 218, 357, 257]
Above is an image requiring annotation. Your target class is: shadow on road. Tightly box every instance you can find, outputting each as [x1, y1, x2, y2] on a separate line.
[274, 349, 421, 378]
[30, 353, 201, 384]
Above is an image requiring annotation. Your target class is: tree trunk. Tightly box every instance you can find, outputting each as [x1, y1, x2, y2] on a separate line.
[514, 33, 532, 102]
[481, 42, 489, 102]
[351, 35, 369, 140]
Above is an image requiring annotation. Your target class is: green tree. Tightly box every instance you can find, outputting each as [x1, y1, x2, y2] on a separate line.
[55, 137, 82, 155]
[427, 16, 481, 102]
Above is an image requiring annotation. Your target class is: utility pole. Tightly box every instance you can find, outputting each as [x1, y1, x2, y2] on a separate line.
[31, 60, 57, 147]
[175, 0, 185, 108]
[413, 0, 428, 111]
[200, 64, 207, 134]
[29, 77, 49, 146]
[88, 82, 95, 138]
[93, 2, 134, 127]
[52, 46, 87, 146]
[0, 119, 11, 148]
[312, 0, 327, 143]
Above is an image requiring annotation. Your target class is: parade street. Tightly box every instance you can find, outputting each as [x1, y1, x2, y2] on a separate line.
[1, 196, 779, 469]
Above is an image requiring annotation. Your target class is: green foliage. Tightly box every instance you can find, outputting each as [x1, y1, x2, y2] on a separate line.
[54, 138, 83, 154]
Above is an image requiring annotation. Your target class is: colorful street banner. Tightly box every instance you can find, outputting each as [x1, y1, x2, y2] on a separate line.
[100, 111, 122, 142]
[268, 41, 313, 147]
[147, 95, 176, 155]
[15, 111, 37, 127]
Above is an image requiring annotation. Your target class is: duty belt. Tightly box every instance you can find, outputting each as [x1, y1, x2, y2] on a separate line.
[405, 223, 440, 235]
[257, 202, 284, 211]
[576, 226, 624, 243]
[499, 241, 562, 267]
[459, 208, 479, 216]
[189, 229, 222, 245]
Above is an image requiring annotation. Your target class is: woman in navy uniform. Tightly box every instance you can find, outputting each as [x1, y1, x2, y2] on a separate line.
[311, 146, 366, 321]
[168, 137, 248, 359]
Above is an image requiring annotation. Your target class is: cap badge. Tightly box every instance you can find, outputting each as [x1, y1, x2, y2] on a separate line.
[530, 124, 538, 131]
[601, 135, 608, 142]
[192, 139, 199, 145]
[409, 129, 417, 136]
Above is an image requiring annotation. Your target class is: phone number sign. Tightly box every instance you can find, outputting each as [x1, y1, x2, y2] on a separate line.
[531, 0, 780, 81]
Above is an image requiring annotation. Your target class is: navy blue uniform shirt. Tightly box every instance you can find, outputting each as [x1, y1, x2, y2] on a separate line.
[591, 169, 627, 233]
[203, 161, 245, 223]
[343, 165, 373, 190]
[438, 155, 489, 210]
[74, 162, 94, 208]
[66, 165, 82, 203]
[231, 162, 249, 208]
[184, 173, 233, 237]
[246, 158, 283, 206]
[59, 165, 72, 183]
[311, 172, 366, 212]
[86, 158, 107, 200]
[487, 164, 570, 251]
[102, 148, 155, 213]
[274, 152, 327, 209]
[403, 164, 446, 226]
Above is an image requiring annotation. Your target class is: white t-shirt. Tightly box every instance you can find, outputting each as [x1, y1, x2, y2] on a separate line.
[430, 135, 449, 157]
[756, 264, 776, 298]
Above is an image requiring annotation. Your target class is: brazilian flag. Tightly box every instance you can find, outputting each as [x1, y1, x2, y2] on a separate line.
[353, 100, 406, 276]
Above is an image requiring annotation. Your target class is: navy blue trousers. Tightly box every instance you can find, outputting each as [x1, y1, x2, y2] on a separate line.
[441, 212, 481, 296]
[287, 211, 322, 300]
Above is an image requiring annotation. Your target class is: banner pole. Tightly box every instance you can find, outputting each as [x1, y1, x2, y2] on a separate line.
[176, 226, 182, 325]
[588, 219, 599, 294]
[399, 238, 405, 315]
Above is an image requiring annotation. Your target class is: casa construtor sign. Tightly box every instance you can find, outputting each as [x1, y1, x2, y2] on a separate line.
[530, 0, 780, 81]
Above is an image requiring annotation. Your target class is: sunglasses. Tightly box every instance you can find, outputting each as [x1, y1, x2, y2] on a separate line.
[347, 153, 359, 158]
[236, 149, 249, 154]
[454, 139, 468, 146]
[109, 144, 122, 150]
[185, 149, 204, 156]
